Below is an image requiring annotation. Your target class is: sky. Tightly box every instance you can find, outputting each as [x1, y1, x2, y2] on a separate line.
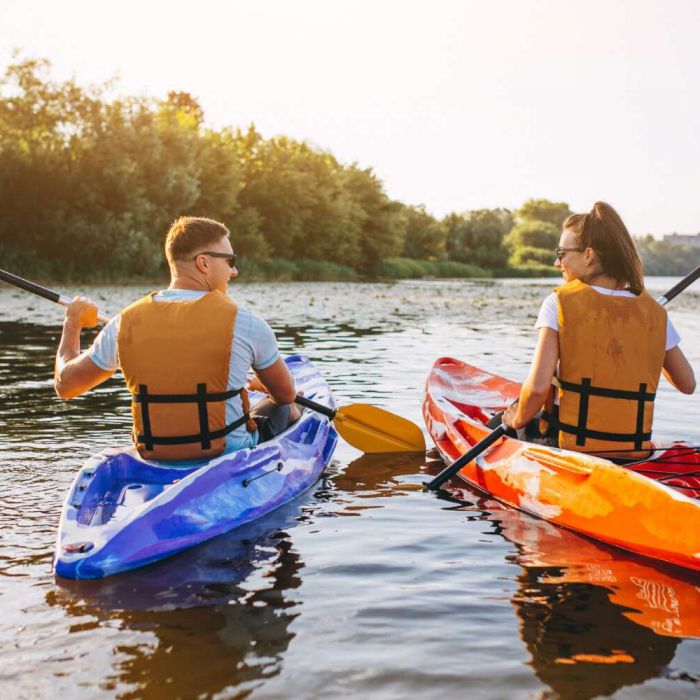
[2, 0, 700, 236]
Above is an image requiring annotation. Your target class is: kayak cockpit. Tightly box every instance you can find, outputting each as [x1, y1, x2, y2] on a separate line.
[73, 451, 201, 526]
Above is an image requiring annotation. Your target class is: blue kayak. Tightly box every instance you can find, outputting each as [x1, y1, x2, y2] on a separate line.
[54, 355, 338, 579]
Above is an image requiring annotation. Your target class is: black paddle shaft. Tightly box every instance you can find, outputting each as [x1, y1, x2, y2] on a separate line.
[657, 265, 700, 306]
[425, 424, 508, 491]
[0, 268, 111, 322]
[0, 269, 61, 303]
[294, 394, 337, 420]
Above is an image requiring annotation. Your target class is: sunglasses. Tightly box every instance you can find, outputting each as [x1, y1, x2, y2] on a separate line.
[193, 251, 238, 268]
[554, 246, 584, 261]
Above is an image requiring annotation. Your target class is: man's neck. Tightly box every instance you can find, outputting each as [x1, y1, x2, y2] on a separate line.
[169, 273, 211, 292]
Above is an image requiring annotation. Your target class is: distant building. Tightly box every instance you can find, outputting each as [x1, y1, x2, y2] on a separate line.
[663, 233, 700, 247]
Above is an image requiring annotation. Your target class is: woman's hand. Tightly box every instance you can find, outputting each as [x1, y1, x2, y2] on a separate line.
[502, 402, 523, 430]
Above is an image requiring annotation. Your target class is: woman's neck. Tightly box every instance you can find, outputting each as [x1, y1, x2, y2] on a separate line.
[580, 270, 626, 290]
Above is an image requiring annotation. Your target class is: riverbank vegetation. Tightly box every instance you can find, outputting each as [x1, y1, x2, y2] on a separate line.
[1, 57, 695, 283]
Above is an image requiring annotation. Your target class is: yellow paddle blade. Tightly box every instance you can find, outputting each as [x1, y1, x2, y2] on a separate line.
[333, 404, 426, 453]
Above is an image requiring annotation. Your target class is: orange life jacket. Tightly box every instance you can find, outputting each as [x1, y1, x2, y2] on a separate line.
[117, 291, 256, 460]
[543, 280, 666, 459]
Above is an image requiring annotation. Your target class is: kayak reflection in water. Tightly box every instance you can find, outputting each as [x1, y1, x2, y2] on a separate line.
[500, 202, 695, 460]
[53, 216, 302, 461]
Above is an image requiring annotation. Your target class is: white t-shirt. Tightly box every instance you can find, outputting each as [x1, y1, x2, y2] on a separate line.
[88, 289, 281, 452]
[535, 286, 681, 351]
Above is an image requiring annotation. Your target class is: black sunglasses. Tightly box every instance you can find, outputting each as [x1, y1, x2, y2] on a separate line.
[193, 251, 238, 268]
[554, 246, 584, 261]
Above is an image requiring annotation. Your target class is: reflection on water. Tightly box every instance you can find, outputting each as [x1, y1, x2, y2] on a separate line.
[429, 472, 699, 699]
[49, 507, 307, 698]
[2, 280, 699, 698]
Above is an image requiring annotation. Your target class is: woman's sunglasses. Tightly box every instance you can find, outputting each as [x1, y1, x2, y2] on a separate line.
[193, 251, 238, 268]
[554, 247, 584, 261]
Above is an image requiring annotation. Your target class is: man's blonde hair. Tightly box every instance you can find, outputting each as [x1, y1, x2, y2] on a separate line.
[164, 216, 230, 263]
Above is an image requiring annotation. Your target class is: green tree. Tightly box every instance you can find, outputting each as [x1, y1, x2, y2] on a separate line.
[401, 205, 446, 260]
[636, 235, 700, 275]
[509, 246, 556, 266]
[504, 220, 560, 251]
[341, 165, 406, 274]
[517, 199, 572, 228]
[444, 208, 512, 269]
[234, 129, 365, 265]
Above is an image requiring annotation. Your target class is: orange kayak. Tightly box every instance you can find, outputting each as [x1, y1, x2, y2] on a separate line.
[423, 357, 700, 572]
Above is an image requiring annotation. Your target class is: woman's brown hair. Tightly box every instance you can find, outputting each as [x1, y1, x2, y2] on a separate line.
[563, 202, 645, 293]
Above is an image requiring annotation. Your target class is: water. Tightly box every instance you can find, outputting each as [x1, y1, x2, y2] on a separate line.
[1, 278, 699, 699]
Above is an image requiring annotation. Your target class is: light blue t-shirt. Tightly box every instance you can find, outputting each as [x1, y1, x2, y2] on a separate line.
[88, 289, 280, 452]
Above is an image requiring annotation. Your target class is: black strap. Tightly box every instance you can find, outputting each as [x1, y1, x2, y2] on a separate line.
[576, 377, 591, 446]
[554, 376, 655, 448]
[555, 419, 652, 444]
[634, 383, 647, 451]
[197, 383, 211, 450]
[134, 387, 242, 404]
[137, 413, 250, 446]
[134, 383, 246, 451]
[558, 378, 655, 402]
[139, 384, 154, 451]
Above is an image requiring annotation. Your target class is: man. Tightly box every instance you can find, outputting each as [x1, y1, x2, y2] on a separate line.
[54, 216, 300, 460]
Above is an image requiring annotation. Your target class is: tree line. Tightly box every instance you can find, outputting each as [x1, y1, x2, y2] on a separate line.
[1, 57, 696, 281]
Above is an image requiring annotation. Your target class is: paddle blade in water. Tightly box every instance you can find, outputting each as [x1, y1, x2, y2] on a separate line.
[333, 404, 426, 453]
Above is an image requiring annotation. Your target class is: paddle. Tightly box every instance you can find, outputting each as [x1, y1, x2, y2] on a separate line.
[425, 265, 700, 491]
[0, 268, 426, 454]
[0, 269, 111, 323]
[295, 395, 425, 453]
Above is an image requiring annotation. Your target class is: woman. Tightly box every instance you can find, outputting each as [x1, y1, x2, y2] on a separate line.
[502, 202, 695, 459]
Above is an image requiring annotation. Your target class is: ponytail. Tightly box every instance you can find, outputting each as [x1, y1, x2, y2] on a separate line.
[563, 202, 644, 293]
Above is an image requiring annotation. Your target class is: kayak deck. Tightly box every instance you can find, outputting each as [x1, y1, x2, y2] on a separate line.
[424, 357, 700, 572]
[54, 355, 338, 579]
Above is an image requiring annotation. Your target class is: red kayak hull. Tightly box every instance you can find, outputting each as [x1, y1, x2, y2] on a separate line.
[423, 357, 700, 572]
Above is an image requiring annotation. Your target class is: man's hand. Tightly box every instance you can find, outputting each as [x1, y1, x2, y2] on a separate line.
[65, 296, 99, 329]
[55, 297, 113, 399]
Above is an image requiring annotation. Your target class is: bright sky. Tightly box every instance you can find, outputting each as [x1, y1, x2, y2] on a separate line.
[2, 0, 700, 236]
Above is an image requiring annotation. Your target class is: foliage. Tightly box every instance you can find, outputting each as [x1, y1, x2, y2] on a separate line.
[508, 245, 556, 267]
[500, 200, 571, 272]
[504, 221, 559, 252]
[517, 199, 572, 228]
[241, 257, 358, 282]
[378, 257, 490, 279]
[636, 236, 700, 275]
[401, 204, 447, 260]
[0, 58, 408, 280]
[0, 57, 634, 284]
[443, 209, 512, 269]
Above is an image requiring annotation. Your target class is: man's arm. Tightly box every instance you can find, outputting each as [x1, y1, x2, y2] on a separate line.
[253, 357, 297, 405]
[55, 297, 115, 399]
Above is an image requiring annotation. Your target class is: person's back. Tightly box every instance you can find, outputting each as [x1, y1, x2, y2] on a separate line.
[502, 202, 695, 457]
[54, 216, 301, 461]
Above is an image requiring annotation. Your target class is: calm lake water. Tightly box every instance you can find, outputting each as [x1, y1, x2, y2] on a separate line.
[1, 278, 699, 699]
